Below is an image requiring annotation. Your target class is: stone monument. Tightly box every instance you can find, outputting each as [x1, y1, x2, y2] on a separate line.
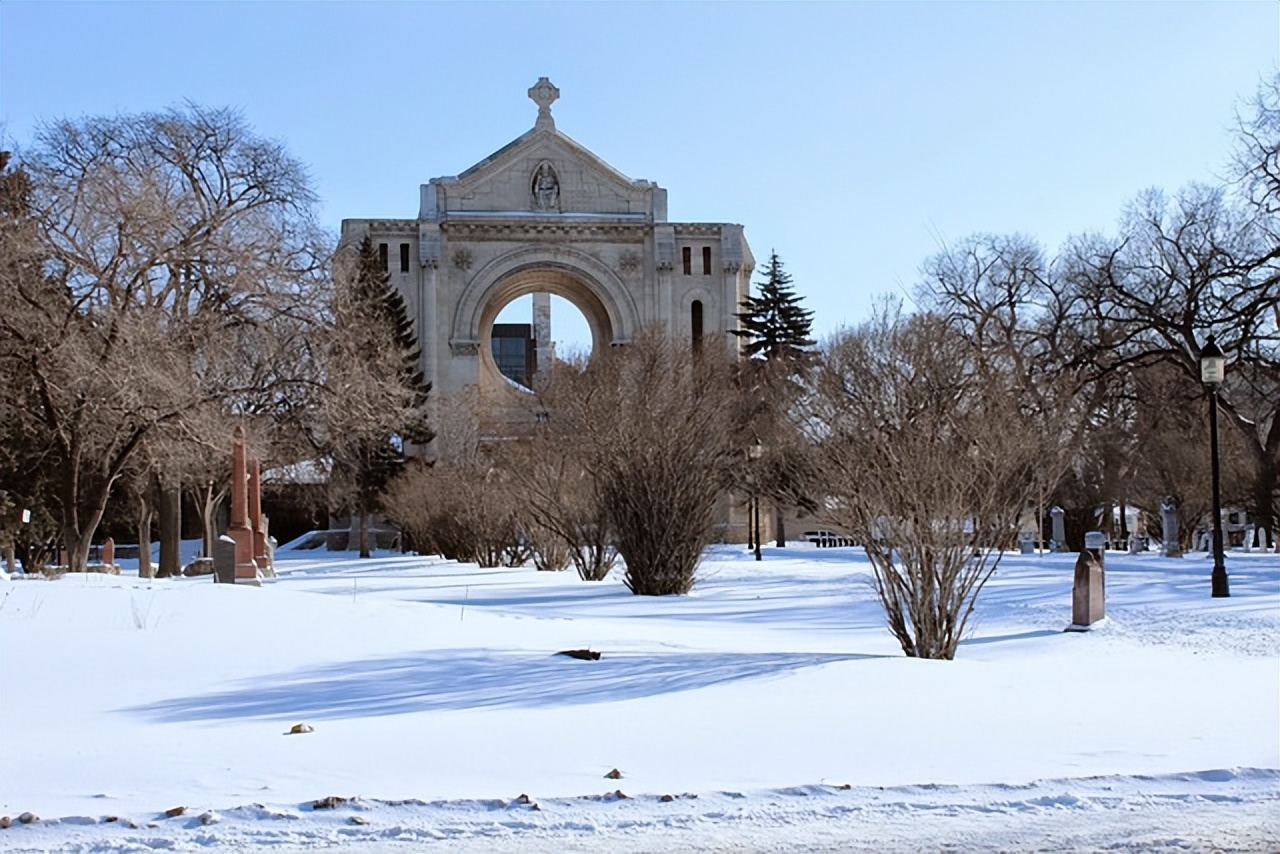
[228, 426, 261, 584]
[212, 534, 237, 584]
[1050, 506, 1066, 553]
[1067, 530, 1106, 630]
[1160, 498, 1180, 557]
[248, 458, 274, 576]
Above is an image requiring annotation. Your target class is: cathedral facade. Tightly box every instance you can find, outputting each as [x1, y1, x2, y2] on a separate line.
[341, 78, 754, 446]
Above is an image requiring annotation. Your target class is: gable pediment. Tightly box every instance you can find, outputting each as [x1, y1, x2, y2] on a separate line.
[429, 128, 660, 219]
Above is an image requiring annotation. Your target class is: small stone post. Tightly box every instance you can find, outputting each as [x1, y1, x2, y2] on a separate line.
[101, 537, 115, 569]
[1050, 506, 1066, 553]
[1160, 497, 1180, 557]
[1067, 530, 1106, 630]
[228, 426, 259, 584]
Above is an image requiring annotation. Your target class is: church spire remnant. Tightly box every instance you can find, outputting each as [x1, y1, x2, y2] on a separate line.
[528, 77, 560, 131]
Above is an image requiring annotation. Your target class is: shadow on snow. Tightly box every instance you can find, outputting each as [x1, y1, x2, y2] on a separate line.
[124, 649, 879, 723]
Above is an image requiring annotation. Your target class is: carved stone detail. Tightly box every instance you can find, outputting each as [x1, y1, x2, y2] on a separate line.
[531, 161, 560, 212]
[617, 251, 641, 274]
[443, 221, 646, 241]
[656, 260, 674, 273]
[449, 339, 480, 357]
[452, 248, 473, 270]
[528, 77, 560, 131]
[722, 261, 742, 274]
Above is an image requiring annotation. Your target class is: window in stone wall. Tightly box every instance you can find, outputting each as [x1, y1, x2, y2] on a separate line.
[400, 243, 410, 273]
[702, 246, 712, 275]
[682, 246, 692, 276]
[691, 299, 704, 354]
[379, 243, 388, 270]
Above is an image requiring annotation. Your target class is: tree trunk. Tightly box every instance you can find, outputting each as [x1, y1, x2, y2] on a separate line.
[195, 483, 226, 559]
[137, 493, 154, 578]
[158, 478, 181, 577]
[63, 527, 93, 575]
[774, 503, 786, 547]
[358, 504, 371, 558]
[1253, 459, 1277, 550]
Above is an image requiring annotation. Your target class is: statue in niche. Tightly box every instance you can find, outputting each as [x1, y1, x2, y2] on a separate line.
[532, 161, 560, 211]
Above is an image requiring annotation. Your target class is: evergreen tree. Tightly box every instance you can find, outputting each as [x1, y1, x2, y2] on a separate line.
[732, 251, 815, 362]
[731, 251, 816, 549]
[331, 236, 433, 556]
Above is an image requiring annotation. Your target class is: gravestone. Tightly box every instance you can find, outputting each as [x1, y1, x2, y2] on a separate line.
[1018, 531, 1035, 555]
[212, 535, 237, 584]
[1067, 530, 1106, 630]
[102, 537, 115, 568]
[1050, 506, 1066, 553]
[1160, 498, 1181, 557]
[228, 426, 260, 584]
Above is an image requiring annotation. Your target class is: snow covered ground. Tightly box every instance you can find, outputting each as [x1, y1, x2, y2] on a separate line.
[1, 542, 1277, 852]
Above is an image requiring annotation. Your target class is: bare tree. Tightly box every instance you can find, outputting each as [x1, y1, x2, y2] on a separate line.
[0, 106, 327, 572]
[811, 307, 1075, 659]
[1128, 361, 1253, 550]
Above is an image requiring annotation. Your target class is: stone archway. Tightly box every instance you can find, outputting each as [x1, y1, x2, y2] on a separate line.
[451, 245, 640, 354]
[474, 267, 611, 393]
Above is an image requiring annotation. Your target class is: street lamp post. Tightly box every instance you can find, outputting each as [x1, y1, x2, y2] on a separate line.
[749, 440, 764, 562]
[1200, 334, 1230, 598]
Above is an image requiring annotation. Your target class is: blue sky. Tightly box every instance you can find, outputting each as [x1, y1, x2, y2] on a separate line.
[2, 2, 1276, 349]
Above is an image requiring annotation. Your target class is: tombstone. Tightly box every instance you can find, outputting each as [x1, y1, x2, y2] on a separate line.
[101, 536, 115, 568]
[1050, 507, 1066, 553]
[1243, 525, 1254, 553]
[1066, 531, 1106, 630]
[248, 458, 272, 574]
[1128, 514, 1145, 554]
[212, 535, 237, 584]
[227, 426, 261, 584]
[1160, 498, 1181, 557]
[1018, 531, 1035, 555]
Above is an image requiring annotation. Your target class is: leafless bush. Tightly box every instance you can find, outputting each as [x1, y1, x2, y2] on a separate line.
[382, 458, 520, 567]
[810, 308, 1075, 659]
[536, 333, 740, 595]
[495, 436, 616, 581]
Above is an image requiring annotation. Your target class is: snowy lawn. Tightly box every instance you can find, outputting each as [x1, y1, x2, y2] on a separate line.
[1, 543, 1277, 852]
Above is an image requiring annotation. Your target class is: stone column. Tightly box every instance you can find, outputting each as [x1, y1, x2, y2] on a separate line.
[418, 220, 441, 456]
[249, 459, 269, 571]
[228, 426, 259, 583]
[1050, 506, 1066, 553]
[532, 292, 553, 375]
[1160, 498, 1181, 557]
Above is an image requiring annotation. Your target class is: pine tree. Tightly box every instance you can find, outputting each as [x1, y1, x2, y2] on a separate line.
[333, 236, 434, 556]
[731, 251, 816, 550]
[732, 251, 815, 362]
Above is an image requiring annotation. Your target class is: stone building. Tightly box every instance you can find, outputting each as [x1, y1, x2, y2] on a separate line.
[340, 78, 754, 448]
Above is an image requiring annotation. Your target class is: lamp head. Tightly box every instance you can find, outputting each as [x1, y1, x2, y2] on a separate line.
[1199, 334, 1225, 385]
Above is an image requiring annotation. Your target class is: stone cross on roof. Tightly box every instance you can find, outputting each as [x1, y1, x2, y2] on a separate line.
[529, 77, 560, 131]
